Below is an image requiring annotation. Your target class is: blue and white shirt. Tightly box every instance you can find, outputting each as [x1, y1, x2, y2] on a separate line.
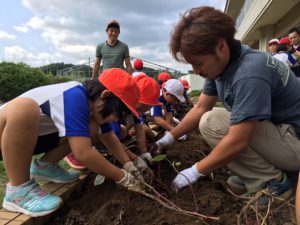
[1, 81, 90, 137]
[150, 95, 172, 117]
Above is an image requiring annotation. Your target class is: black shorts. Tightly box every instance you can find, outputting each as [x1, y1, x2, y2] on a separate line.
[0, 132, 60, 161]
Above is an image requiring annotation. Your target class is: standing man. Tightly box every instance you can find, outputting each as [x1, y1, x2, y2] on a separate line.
[156, 6, 300, 206]
[288, 27, 300, 77]
[92, 20, 133, 79]
[66, 20, 133, 168]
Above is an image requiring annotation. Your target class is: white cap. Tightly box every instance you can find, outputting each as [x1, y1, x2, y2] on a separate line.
[164, 79, 185, 102]
[268, 38, 279, 45]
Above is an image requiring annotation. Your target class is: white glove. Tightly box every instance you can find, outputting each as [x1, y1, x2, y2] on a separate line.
[133, 156, 149, 170]
[173, 117, 180, 125]
[177, 134, 187, 141]
[155, 132, 176, 154]
[123, 161, 144, 181]
[116, 169, 143, 190]
[140, 152, 154, 165]
[172, 164, 204, 192]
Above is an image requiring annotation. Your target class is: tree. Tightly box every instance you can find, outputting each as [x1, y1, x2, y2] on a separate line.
[0, 62, 50, 102]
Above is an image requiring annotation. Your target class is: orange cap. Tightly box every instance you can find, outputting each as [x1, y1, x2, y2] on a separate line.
[99, 68, 140, 118]
[180, 79, 190, 89]
[133, 74, 162, 106]
[158, 72, 172, 81]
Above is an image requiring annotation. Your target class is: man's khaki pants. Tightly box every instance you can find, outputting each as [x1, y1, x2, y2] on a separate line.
[199, 107, 300, 192]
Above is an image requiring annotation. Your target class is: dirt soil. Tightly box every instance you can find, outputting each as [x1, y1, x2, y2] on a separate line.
[47, 131, 297, 225]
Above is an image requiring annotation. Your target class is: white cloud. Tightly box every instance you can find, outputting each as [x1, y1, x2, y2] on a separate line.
[0, 31, 16, 40]
[4, 46, 27, 60]
[59, 44, 94, 56]
[25, 16, 44, 29]
[13, 25, 29, 33]
[6, 0, 226, 71]
[4, 46, 61, 66]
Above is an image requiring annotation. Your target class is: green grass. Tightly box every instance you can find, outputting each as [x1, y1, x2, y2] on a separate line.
[0, 161, 8, 206]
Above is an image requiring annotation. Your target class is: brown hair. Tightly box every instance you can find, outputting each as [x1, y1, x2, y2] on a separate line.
[169, 6, 236, 62]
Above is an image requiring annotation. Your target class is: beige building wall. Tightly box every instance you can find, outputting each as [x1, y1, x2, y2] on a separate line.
[225, 0, 300, 51]
[179, 74, 205, 93]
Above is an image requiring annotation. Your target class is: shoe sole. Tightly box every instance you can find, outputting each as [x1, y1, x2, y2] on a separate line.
[31, 175, 79, 184]
[3, 200, 61, 217]
[63, 158, 86, 170]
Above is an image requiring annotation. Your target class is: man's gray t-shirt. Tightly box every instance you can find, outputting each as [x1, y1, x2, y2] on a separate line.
[202, 44, 300, 138]
[95, 40, 129, 70]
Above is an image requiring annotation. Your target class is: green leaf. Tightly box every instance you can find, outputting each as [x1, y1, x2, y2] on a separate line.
[94, 175, 105, 186]
[153, 154, 167, 162]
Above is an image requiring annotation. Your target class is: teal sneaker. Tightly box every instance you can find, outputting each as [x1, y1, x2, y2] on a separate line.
[2, 179, 62, 217]
[30, 159, 79, 183]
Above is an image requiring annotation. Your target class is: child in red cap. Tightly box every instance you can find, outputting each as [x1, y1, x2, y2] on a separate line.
[127, 74, 162, 165]
[273, 37, 296, 69]
[180, 79, 194, 107]
[157, 72, 172, 87]
[0, 68, 143, 217]
[97, 74, 162, 167]
[132, 59, 145, 77]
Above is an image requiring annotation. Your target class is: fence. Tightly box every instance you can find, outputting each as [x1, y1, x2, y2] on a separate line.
[55, 57, 186, 79]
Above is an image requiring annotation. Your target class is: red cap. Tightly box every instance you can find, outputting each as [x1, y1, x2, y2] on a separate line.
[99, 68, 140, 118]
[133, 74, 161, 106]
[158, 72, 172, 81]
[180, 79, 190, 90]
[279, 37, 291, 45]
[133, 59, 143, 70]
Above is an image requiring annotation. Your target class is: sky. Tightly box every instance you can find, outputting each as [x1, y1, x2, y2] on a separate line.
[0, 0, 226, 72]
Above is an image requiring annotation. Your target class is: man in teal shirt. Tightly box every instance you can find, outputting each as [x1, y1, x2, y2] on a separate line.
[92, 20, 133, 79]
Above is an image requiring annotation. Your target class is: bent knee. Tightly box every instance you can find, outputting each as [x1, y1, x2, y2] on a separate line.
[199, 108, 230, 136]
[4, 98, 40, 122]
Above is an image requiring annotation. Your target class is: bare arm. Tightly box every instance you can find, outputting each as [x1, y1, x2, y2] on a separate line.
[165, 111, 173, 125]
[296, 173, 300, 225]
[134, 123, 147, 154]
[171, 93, 218, 138]
[124, 57, 133, 75]
[151, 116, 174, 131]
[196, 119, 258, 174]
[294, 50, 300, 58]
[68, 136, 123, 181]
[92, 57, 101, 79]
[99, 131, 131, 165]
